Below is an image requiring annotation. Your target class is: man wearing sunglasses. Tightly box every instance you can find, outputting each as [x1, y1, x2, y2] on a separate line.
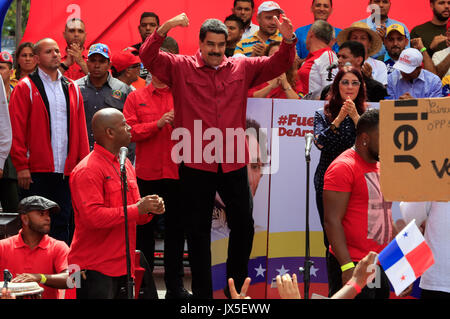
[111, 48, 142, 90]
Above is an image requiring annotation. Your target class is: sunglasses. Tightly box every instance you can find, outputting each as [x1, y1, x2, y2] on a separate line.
[340, 79, 361, 87]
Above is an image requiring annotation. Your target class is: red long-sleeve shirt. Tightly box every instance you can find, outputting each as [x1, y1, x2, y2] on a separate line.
[68, 144, 153, 277]
[139, 31, 296, 173]
[123, 83, 178, 181]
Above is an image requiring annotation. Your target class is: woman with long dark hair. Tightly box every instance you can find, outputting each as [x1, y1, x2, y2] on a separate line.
[13, 42, 36, 82]
[313, 67, 367, 249]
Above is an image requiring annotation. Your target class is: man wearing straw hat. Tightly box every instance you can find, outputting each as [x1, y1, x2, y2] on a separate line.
[337, 22, 388, 86]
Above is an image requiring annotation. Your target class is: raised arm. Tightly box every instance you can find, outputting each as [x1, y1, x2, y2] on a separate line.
[139, 13, 189, 87]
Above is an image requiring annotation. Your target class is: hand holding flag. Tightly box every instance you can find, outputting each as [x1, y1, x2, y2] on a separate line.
[378, 219, 434, 296]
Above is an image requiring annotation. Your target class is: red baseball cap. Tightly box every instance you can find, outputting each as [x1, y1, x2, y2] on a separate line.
[111, 47, 141, 73]
[0, 51, 13, 64]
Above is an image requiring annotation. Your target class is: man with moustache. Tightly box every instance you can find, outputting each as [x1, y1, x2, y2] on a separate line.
[9, 38, 90, 245]
[0, 196, 70, 299]
[234, 1, 284, 57]
[411, 0, 450, 57]
[139, 11, 296, 298]
[60, 18, 88, 80]
[379, 24, 409, 74]
[232, 0, 259, 40]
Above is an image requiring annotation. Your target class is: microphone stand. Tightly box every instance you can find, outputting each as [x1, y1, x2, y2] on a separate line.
[299, 148, 314, 299]
[121, 166, 134, 299]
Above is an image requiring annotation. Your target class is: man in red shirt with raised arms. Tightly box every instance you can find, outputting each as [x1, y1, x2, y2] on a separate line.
[139, 11, 296, 298]
[68, 108, 165, 299]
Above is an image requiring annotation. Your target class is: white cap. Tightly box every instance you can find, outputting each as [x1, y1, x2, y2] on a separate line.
[257, 1, 284, 15]
[393, 48, 423, 74]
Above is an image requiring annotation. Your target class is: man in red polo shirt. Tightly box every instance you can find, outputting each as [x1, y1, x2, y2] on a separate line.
[0, 196, 69, 299]
[296, 19, 338, 99]
[60, 18, 88, 80]
[68, 108, 165, 299]
[124, 37, 189, 299]
[139, 12, 296, 298]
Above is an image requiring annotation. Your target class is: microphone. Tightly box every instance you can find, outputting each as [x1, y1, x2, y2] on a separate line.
[326, 61, 339, 72]
[3, 269, 12, 289]
[119, 147, 128, 173]
[305, 133, 314, 161]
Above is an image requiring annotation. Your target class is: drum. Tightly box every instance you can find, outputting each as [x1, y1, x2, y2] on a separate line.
[0, 282, 44, 299]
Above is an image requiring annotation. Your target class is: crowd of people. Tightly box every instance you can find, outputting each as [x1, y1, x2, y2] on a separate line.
[0, 0, 449, 300]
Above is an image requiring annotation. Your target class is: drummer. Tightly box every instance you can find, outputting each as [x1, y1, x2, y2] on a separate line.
[0, 196, 70, 299]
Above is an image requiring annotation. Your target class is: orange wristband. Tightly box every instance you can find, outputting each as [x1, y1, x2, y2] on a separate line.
[345, 279, 362, 294]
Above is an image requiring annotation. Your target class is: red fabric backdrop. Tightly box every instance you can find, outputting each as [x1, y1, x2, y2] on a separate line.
[22, 0, 432, 55]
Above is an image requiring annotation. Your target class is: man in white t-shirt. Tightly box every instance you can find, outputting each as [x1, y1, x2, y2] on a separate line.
[337, 22, 388, 86]
[399, 201, 450, 299]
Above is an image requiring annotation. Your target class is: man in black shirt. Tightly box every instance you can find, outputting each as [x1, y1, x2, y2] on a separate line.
[224, 15, 245, 57]
[132, 12, 160, 82]
[410, 0, 449, 57]
[321, 41, 388, 102]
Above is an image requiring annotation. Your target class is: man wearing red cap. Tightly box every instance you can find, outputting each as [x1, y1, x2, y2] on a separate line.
[111, 47, 143, 90]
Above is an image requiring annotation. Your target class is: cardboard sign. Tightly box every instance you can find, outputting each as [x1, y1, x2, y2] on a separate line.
[380, 97, 450, 201]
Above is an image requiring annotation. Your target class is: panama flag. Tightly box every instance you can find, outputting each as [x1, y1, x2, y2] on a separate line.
[378, 219, 434, 296]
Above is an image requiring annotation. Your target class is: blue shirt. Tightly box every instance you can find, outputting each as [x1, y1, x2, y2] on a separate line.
[387, 69, 443, 100]
[295, 24, 341, 59]
[383, 56, 396, 75]
[357, 17, 410, 59]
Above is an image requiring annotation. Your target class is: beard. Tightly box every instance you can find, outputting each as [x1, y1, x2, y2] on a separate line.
[368, 147, 379, 162]
[433, 8, 449, 22]
[28, 219, 50, 235]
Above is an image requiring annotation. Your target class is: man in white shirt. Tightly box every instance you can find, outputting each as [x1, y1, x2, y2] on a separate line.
[9, 38, 89, 245]
[337, 22, 388, 86]
[399, 201, 450, 299]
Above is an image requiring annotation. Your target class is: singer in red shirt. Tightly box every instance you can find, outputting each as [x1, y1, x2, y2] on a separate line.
[139, 11, 296, 298]
[68, 108, 165, 299]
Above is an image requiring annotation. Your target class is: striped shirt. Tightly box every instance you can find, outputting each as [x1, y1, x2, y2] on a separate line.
[233, 31, 283, 57]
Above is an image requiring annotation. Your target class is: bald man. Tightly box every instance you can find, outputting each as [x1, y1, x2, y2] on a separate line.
[68, 108, 165, 299]
[9, 37, 89, 245]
